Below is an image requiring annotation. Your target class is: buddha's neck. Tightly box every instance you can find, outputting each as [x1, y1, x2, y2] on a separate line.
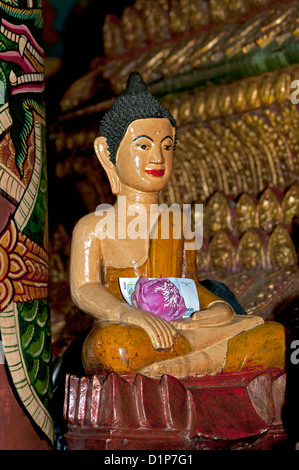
[116, 185, 160, 214]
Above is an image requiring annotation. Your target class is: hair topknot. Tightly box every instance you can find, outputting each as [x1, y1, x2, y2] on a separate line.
[99, 72, 177, 163]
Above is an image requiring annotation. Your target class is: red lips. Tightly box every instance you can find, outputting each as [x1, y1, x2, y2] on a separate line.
[145, 169, 165, 177]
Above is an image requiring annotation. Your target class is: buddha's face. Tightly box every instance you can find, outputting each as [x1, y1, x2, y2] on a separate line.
[115, 118, 174, 193]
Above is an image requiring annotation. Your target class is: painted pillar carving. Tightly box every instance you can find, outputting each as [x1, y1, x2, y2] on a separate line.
[0, 0, 53, 447]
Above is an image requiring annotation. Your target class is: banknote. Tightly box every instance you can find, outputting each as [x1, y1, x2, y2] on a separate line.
[119, 277, 200, 318]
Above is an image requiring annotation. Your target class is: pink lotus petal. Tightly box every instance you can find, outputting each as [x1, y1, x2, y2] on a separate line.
[132, 277, 187, 321]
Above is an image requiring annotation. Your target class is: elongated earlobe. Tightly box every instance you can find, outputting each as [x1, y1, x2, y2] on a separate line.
[94, 136, 120, 194]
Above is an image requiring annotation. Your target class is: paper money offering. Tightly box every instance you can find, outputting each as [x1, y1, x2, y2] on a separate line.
[119, 277, 200, 318]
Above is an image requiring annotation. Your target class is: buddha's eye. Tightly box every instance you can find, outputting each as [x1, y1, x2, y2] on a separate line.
[164, 144, 173, 151]
[137, 143, 150, 150]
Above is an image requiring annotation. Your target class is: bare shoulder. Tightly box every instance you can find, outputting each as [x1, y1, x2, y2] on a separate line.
[72, 212, 100, 236]
[73, 207, 116, 240]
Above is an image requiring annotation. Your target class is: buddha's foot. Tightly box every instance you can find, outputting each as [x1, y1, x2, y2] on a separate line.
[171, 302, 234, 329]
[140, 321, 287, 378]
[139, 341, 228, 378]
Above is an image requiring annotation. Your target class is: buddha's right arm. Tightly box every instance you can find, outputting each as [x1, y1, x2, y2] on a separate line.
[70, 213, 131, 322]
[70, 214, 176, 349]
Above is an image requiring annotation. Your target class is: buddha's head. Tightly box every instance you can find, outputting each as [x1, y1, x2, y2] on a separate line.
[94, 72, 177, 195]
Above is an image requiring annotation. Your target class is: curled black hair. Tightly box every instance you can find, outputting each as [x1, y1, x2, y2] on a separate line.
[99, 72, 177, 163]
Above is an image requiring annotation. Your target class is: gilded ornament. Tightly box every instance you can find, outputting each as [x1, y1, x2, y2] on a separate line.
[237, 228, 267, 270]
[141, 1, 169, 42]
[231, 82, 247, 113]
[208, 230, 236, 272]
[205, 87, 221, 119]
[178, 97, 192, 123]
[168, 0, 188, 34]
[191, 91, 206, 122]
[245, 79, 261, 109]
[282, 184, 299, 225]
[164, 99, 180, 124]
[121, 7, 145, 50]
[217, 87, 231, 116]
[256, 188, 282, 233]
[187, 0, 209, 30]
[267, 224, 297, 269]
[209, 0, 228, 23]
[249, 0, 271, 6]
[102, 15, 124, 58]
[236, 194, 257, 235]
[274, 72, 291, 104]
[207, 192, 232, 236]
[259, 75, 275, 107]
[226, 0, 249, 17]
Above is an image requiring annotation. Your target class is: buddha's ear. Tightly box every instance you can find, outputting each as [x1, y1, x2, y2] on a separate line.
[94, 136, 120, 194]
[172, 126, 176, 140]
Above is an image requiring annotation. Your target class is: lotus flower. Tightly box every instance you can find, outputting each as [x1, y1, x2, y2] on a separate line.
[131, 276, 187, 321]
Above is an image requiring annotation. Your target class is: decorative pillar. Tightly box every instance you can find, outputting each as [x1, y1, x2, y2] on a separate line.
[0, 0, 53, 448]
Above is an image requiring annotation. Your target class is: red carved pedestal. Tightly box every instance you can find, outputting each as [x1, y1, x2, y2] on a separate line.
[63, 368, 288, 450]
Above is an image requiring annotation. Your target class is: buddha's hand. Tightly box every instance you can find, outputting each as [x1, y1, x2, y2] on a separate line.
[120, 306, 177, 350]
[170, 301, 235, 330]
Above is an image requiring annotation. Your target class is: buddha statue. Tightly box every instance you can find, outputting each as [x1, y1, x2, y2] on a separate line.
[70, 72, 286, 379]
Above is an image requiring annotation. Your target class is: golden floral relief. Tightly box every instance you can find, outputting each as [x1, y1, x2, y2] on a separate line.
[236, 228, 268, 271]
[282, 184, 299, 225]
[208, 230, 237, 272]
[236, 194, 257, 236]
[256, 188, 283, 233]
[267, 224, 297, 269]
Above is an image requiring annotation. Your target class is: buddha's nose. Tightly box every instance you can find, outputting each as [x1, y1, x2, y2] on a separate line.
[149, 145, 165, 164]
